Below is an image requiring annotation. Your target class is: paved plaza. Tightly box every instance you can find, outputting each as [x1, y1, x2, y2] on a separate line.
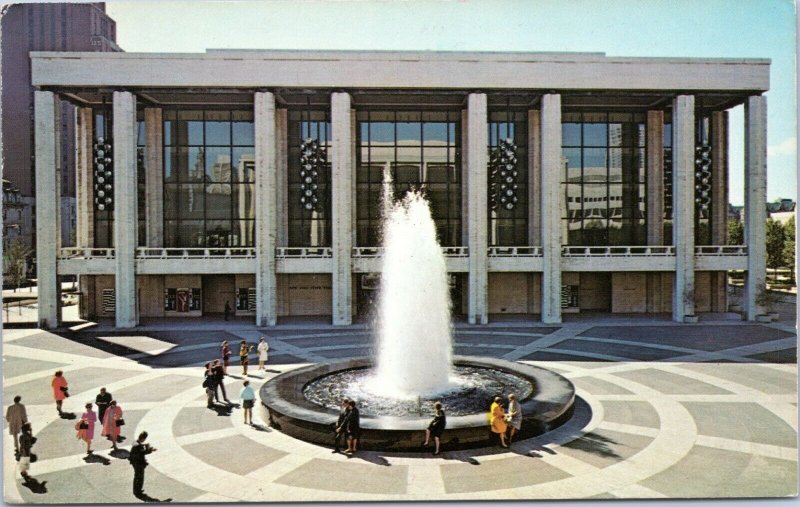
[2, 315, 797, 503]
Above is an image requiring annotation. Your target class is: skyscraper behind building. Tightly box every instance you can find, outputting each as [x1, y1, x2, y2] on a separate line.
[1, 2, 120, 252]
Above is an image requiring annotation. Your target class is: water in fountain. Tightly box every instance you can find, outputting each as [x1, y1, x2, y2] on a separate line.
[368, 169, 454, 398]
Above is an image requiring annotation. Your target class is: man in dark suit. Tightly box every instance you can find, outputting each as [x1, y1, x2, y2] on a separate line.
[332, 398, 350, 453]
[129, 431, 156, 499]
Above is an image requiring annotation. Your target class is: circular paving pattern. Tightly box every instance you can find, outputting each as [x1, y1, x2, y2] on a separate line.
[2, 321, 797, 503]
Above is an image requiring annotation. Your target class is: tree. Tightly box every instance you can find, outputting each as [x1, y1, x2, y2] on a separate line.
[728, 219, 743, 245]
[765, 218, 785, 270]
[783, 215, 795, 283]
[3, 239, 32, 292]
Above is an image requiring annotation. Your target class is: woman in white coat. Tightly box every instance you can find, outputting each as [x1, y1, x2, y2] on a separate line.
[257, 336, 269, 370]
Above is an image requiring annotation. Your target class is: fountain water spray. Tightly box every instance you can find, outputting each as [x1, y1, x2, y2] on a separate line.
[370, 167, 454, 397]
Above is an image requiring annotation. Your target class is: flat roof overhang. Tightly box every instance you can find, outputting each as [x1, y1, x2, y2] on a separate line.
[31, 50, 769, 93]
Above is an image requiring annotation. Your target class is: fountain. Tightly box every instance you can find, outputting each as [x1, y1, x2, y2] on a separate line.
[260, 172, 575, 451]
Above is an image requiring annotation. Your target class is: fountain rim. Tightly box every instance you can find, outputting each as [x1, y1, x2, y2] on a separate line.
[260, 355, 575, 432]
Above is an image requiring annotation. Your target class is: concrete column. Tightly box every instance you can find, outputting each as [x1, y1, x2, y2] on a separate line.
[744, 95, 767, 320]
[255, 92, 278, 326]
[540, 94, 562, 324]
[646, 110, 665, 246]
[461, 109, 469, 245]
[351, 109, 357, 247]
[528, 109, 541, 246]
[672, 95, 695, 322]
[331, 92, 353, 325]
[113, 91, 138, 328]
[75, 107, 94, 248]
[275, 108, 288, 247]
[34, 91, 61, 329]
[710, 110, 729, 312]
[466, 93, 488, 324]
[144, 108, 163, 247]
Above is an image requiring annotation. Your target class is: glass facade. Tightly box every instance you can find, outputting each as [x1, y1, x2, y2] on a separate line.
[356, 110, 461, 246]
[561, 112, 647, 246]
[288, 110, 331, 247]
[163, 110, 255, 248]
[488, 111, 528, 246]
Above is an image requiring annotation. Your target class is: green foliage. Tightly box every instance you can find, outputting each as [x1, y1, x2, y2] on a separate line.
[727, 219, 743, 245]
[765, 218, 786, 269]
[782, 216, 795, 282]
[3, 239, 32, 290]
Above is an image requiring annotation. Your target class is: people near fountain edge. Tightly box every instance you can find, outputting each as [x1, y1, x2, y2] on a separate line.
[6, 395, 28, 453]
[240, 380, 256, 425]
[422, 401, 446, 455]
[75, 402, 97, 454]
[239, 340, 254, 376]
[212, 359, 230, 403]
[17, 422, 36, 481]
[489, 396, 509, 448]
[344, 400, 360, 455]
[101, 400, 124, 450]
[257, 336, 269, 371]
[332, 398, 350, 453]
[221, 340, 231, 375]
[95, 387, 112, 422]
[506, 393, 522, 444]
[51, 370, 69, 414]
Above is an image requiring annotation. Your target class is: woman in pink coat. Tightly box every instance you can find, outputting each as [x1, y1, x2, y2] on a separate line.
[101, 400, 123, 450]
[75, 403, 97, 454]
[51, 371, 68, 414]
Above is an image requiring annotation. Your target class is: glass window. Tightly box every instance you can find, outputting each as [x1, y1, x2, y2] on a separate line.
[561, 112, 647, 246]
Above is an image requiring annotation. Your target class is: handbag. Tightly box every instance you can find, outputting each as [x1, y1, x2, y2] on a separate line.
[504, 414, 513, 423]
[60, 386, 70, 397]
[76, 420, 88, 430]
[29, 453, 37, 463]
[115, 418, 125, 427]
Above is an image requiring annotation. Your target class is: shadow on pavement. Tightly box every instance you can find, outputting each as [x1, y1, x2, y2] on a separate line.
[83, 453, 111, 465]
[20, 477, 48, 494]
[109, 448, 130, 460]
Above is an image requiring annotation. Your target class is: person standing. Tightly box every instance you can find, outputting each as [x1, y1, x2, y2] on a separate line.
[101, 400, 123, 450]
[212, 359, 229, 403]
[506, 393, 522, 444]
[203, 362, 216, 408]
[239, 340, 253, 376]
[5, 396, 28, 453]
[423, 402, 446, 455]
[224, 301, 232, 321]
[95, 387, 112, 423]
[51, 371, 68, 414]
[17, 422, 35, 482]
[221, 341, 231, 375]
[129, 431, 156, 499]
[239, 380, 256, 425]
[256, 337, 269, 371]
[344, 400, 360, 455]
[489, 396, 508, 448]
[76, 402, 97, 454]
[332, 398, 350, 453]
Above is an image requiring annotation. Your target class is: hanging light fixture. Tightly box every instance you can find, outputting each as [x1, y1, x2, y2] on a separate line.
[299, 98, 326, 212]
[694, 143, 712, 216]
[93, 99, 113, 211]
[488, 98, 519, 211]
[663, 148, 673, 220]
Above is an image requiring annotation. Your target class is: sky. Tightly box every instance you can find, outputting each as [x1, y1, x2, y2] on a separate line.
[105, 0, 797, 206]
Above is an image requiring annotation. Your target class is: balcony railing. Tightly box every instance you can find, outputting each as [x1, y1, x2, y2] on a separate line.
[562, 246, 676, 257]
[488, 246, 543, 257]
[275, 247, 332, 258]
[58, 248, 115, 259]
[352, 246, 470, 258]
[695, 245, 748, 256]
[136, 247, 255, 259]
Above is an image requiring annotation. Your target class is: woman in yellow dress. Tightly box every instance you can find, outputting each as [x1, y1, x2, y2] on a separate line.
[489, 396, 509, 448]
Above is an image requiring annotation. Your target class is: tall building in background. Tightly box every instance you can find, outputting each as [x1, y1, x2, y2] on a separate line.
[1, 2, 120, 256]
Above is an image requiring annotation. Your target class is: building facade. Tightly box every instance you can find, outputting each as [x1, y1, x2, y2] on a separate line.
[30, 50, 768, 328]
[1, 2, 119, 251]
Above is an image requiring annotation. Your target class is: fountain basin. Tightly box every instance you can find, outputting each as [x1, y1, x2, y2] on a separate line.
[259, 356, 575, 451]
